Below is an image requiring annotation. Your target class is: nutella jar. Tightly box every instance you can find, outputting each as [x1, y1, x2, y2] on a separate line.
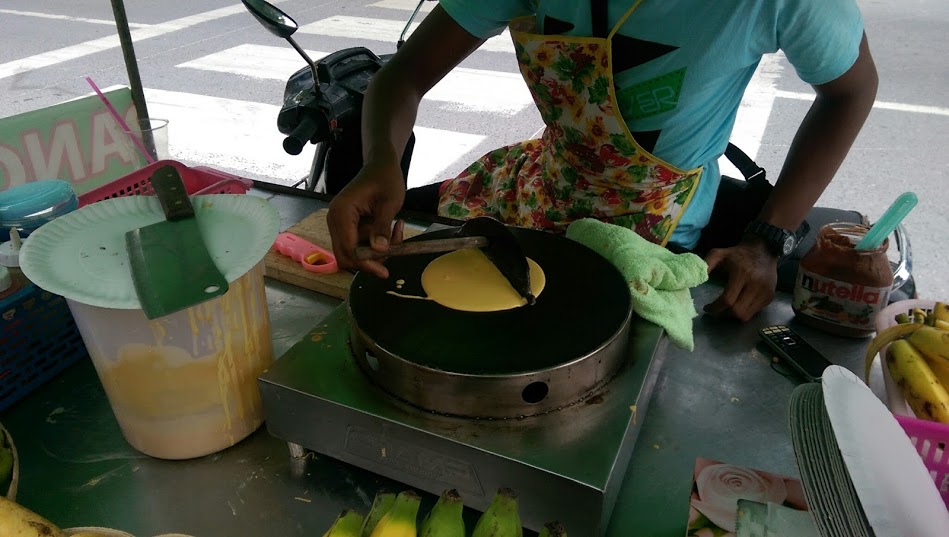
[793, 223, 894, 338]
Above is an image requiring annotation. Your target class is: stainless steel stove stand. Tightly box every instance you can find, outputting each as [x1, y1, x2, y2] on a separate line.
[259, 307, 668, 535]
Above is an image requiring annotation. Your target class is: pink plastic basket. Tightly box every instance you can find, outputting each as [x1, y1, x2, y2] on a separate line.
[896, 415, 949, 508]
[77, 160, 252, 207]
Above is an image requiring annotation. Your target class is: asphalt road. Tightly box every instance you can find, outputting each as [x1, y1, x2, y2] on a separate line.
[1, 0, 947, 297]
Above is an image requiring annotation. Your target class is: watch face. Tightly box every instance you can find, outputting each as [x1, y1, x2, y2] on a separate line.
[782, 236, 796, 256]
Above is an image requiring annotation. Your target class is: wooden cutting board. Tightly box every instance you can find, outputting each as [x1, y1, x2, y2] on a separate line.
[264, 209, 422, 299]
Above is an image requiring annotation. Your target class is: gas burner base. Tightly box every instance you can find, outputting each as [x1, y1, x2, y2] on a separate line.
[259, 304, 667, 535]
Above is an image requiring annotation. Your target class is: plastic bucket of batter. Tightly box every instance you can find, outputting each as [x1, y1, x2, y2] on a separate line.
[19, 194, 279, 460]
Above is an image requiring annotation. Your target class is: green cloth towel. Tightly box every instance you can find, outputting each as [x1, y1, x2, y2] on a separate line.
[565, 218, 709, 351]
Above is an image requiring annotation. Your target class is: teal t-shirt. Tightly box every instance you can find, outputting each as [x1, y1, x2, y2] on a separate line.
[439, 0, 864, 248]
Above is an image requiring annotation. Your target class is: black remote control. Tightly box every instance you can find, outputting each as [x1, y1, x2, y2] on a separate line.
[759, 325, 834, 382]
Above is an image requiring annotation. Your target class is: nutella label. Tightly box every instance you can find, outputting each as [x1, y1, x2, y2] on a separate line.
[793, 269, 890, 330]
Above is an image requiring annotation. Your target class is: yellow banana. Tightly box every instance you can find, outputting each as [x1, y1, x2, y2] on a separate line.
[324, 509, 366, 537]
[0, 446, 13, 486]
[914, 308, 928, 324]
[472, 488, 523, 537]
[361, 492, 397, 537]
[864, 322, 925, 382]
[370, 491, 421, 537]
[936, 320, 949, 332]
[907, 326, 949, 363]
[419, 489, 465, 537]
[907, 325, 949, 391]
[886, 340, 949, 424]
[895, 312, 913, 325]
[924, 354, 949, 388]
[0, 497, 65, 537]
[934, 302, 949, 323]
[538, 521, 567, 537]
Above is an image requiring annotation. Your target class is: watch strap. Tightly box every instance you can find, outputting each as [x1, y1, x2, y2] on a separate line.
[745, 220, 796, 257]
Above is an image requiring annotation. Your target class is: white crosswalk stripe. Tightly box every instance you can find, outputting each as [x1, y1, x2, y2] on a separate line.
[178, 44, 533, 116]
[719, 53, 784, 179]
[143, 88, 485, 189]
[298, 16, 515, 54]
[166, 2, 536, 189]
[426, 68, 531, 115]
[0, 2, 534, 189]
[0, 8, 151, 27]
[0, 1, 288, 81]
[177, 44, 330, 81]
[369, 0, 437, 12]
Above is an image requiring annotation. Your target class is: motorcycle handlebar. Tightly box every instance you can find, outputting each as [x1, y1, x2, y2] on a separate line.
[283, 112, 327, 155]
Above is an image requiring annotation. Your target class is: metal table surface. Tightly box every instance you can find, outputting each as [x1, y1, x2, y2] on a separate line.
[0, 191, 872, 537]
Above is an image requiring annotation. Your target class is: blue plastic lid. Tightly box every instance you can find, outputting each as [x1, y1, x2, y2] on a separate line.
[0, 180, 78, 231]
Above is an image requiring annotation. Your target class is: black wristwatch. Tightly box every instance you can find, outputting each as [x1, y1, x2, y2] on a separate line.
[744, 220, 797, 258]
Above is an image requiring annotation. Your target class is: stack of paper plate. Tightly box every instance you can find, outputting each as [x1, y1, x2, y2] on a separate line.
[789, 366, 949, 537]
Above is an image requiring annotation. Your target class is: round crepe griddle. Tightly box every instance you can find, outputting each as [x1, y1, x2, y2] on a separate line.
[348, 226, 632, 376]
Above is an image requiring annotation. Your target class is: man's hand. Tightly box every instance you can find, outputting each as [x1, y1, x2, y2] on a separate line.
[324, 4, 487, 279]
[327, 156, 406, 279]
[703, 238, 778, 322]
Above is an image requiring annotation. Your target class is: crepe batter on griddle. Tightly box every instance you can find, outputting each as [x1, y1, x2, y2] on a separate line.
[388, 248, 546, 312]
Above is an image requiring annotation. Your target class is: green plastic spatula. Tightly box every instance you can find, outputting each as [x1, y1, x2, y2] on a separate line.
[855, 192, 918, 251]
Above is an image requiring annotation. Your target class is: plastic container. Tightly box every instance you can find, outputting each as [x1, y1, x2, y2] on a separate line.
[0, 179, 78, 241]
[0, 282, 87, 412]
[0, 228, 25, 283]
[0, 183, 85, 413]
[895, 415, 949, 509]
[78, 160, 252, 208]
[0, 267, 15, 299]
[0, 265, 27, 307]
[19, 194, 280, 460]
[793, 223, 894, 338]
[68, 262, 274, 459]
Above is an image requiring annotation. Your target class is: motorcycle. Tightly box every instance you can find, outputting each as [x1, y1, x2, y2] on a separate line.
[240, 0, 426, 195]
[239, 0, 917, 303]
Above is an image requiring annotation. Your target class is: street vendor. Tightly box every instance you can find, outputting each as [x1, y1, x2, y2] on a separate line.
[327, 0, 878, 322]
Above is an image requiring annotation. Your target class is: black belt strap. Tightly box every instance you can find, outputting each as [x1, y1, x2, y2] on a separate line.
[591, 0, 609, 38]
[724, 142, 767, 184]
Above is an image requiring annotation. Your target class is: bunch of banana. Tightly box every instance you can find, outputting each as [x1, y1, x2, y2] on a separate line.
[864, 301, 949, 424]
[0, 441, 12, 494]
[473, 488, 523, 537]
[894, 303, 949, 330]
[361, 492, 397, 537]
[0, 496, 65, 537]
[324, 509, 366, 537]
[369, 491, 422, 537]
[324, 485, 567, 537]
[419, 489, 465, 537]
[539, 521, 567, 537]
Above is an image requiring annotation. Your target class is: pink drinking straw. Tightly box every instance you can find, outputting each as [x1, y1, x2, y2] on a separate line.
[84, 76, 155, 165]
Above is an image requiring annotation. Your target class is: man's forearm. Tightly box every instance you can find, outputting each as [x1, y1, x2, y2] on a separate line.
[359, 5, 485, 169]
[758, 34, 878, 231]
[361, 64, 421, 166]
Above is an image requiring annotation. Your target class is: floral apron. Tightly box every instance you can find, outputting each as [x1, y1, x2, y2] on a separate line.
[436, 0, 703, 246]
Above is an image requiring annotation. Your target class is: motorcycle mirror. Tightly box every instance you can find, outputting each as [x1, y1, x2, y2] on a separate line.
[241, 0, 322, 85]
[241, 0, 299, 39]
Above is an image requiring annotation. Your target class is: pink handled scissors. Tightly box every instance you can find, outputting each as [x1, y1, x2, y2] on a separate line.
[272, 232, 338, 274]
